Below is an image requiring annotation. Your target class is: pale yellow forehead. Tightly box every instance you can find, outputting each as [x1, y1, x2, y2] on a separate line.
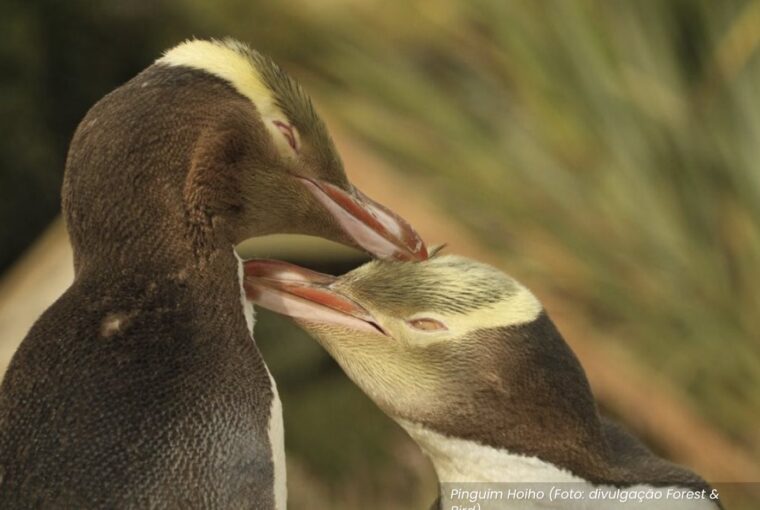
[157, 39, 283, 121]
[341, 255, 544, 335]
[157, 39, 296, 157]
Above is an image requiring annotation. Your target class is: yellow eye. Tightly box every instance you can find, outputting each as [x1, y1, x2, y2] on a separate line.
[407, 318, 448, 332]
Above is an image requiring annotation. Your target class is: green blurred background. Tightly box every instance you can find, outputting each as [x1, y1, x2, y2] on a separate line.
[1, 0, 759, 508]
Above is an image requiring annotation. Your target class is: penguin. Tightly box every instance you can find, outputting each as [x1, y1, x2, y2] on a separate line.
[243, 256, 722, 510]
[0, 39, 427, 509]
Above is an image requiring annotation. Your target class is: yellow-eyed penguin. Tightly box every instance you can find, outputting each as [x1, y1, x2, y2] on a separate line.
[0, 39, 427, 509]
[244, 256, 721, 510]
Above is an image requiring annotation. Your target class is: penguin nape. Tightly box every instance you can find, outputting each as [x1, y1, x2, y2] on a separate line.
[244, 256, 722, 510]
[0, 39, 428, 509]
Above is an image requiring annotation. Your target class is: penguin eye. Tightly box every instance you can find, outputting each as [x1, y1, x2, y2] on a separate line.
[407, 318, 448, 332]
[272, 120, 299, 152]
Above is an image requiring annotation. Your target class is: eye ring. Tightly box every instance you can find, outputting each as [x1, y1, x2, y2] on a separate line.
[272, 120, 299, 152]
[407, 317, 448, 332]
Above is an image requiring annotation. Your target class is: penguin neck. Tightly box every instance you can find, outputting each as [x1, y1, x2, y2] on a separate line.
[66, 173, 232, 277]
[69, 231, 235, 306]
[71, 234, 245, 336]
[397, 314, 612, 482]
[399, 419, 585, 485]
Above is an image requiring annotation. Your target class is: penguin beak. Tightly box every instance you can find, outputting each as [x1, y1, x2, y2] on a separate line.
[243, 259, 388, 335]
[298, 177, 428, 261]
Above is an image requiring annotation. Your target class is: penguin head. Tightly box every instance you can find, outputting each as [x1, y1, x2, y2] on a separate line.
[243, 255, 595, 437]
[158, 39, 415, 250]
[245, 257, 719, 490]
[64, 39, 426, 266]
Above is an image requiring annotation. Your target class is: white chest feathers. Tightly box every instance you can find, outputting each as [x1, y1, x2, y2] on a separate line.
[399, 420, 719, 510]
[264, 365, 286, 510]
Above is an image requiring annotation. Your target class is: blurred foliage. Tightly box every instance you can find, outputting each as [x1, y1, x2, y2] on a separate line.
[2, 0, 759, 508]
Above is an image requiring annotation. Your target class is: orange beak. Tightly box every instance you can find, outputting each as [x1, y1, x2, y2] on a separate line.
[299, 177, 428, 261]
[243, 258, 387, 335]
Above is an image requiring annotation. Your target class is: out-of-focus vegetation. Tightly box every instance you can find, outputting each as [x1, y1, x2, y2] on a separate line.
[2, 0, 759, 508]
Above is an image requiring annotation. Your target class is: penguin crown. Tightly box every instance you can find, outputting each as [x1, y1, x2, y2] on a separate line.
[158, 38, 338, 170]
[335, 255, 543, 343]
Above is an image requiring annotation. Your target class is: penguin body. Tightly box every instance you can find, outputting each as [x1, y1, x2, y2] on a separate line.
[2, 246, 273, 508]
[244, 256, 721, 509]
[0, 40, 425, 508]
